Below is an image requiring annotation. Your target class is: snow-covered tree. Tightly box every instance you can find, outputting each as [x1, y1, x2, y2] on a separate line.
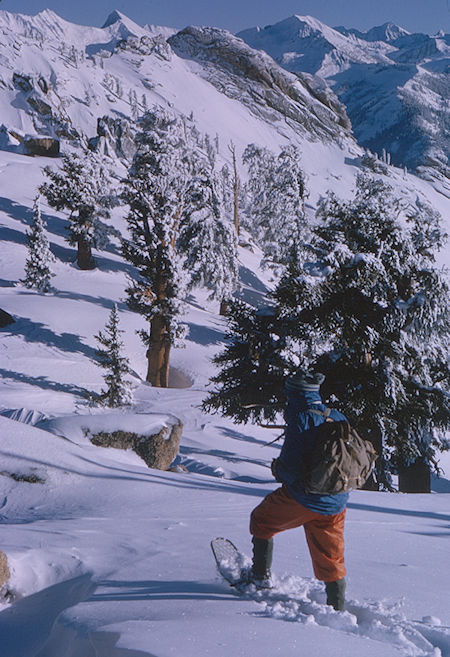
[121, 107, 189, 387]
[40, 151, 116, 270]
[94, 304, 133, 407]
[178, 147, 239, 314]
[206, 174, 450, 490]
[203, 301, 290, 423]
[243, 143, 308, 269]
[274, 174, 450, 487]
[21, 196, 54, 292]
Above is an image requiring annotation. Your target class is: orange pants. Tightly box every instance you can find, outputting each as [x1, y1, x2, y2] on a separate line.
[250, 486, 346, 582]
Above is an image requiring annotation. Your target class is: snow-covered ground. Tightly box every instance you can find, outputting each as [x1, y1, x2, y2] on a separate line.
[1, 139, 450, 657]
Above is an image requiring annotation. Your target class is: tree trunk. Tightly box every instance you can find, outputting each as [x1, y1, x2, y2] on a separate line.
[219, 298, 229, 316]
[228, 142, 239, 237]
[398, 459, 431, 493]
[146, 315, 171, 387]
[77, 234, 95, 270]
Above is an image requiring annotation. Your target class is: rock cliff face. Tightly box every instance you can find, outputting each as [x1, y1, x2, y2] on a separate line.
[168, 26, 352, 140]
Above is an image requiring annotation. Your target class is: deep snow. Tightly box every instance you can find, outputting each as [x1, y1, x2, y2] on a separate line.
[0, 8, 449, 655]
[0, 147, 449, 657]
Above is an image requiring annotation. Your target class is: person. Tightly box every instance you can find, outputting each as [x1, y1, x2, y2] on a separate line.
[246, 370, 349, 611]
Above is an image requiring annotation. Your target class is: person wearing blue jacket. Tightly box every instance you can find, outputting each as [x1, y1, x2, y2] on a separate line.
[247, 370, 348, 610]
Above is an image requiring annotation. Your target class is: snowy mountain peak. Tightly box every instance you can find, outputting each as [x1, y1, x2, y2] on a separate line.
[102, 10, 128, 29]
[334, 22, 410, 42]
[366, 22, 410, 42]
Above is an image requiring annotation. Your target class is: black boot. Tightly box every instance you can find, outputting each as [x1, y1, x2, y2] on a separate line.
[243, 537, 273, 588]
[325, 578, 346, 611]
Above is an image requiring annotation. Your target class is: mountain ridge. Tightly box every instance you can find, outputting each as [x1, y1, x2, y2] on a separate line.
[237, 14, 450, 181]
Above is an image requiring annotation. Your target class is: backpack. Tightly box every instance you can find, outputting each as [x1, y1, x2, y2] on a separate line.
[303, 409, 377, 495]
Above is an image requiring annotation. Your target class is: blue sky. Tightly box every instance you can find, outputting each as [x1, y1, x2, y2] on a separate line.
[1, 0, 449, 35]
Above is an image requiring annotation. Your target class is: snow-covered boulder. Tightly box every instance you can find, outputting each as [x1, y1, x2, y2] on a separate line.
[37, 412, 183, 471]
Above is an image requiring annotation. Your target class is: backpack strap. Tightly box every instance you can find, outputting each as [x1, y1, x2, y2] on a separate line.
[309, 407, 332, 419]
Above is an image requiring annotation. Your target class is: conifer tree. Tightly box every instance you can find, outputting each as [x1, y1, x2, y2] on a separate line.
[203, 300, 290, 423]
[21, 196, 54, 292]
[40, 151, 116, 270]
[275, 174, 450, 487]
[206, 174, 450, 488]
[94, 304, 133, 407]
[243, 143, 308, 269]
[178, 148, 239, 314]
[121, 108, 189, 387]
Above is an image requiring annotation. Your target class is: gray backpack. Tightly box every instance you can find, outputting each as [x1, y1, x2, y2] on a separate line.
[304, 409, 377, 495]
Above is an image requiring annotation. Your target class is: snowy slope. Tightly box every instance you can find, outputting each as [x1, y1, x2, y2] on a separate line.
[1, 137, 450, 657]
[237, 15, 450, 181]
[0, 8, 450, 657]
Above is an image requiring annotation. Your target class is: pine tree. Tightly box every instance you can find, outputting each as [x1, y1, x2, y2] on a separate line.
[94, 304, 133, 407]
[121, 107, 189, 387]
[203, 300, 290, 423]
[243, 143, 308, 269]
[206, 174, 450, 489]
[40, 151, 116, 270]
[21, 196, 54, 292]
[178, 144, 239, 314]
[274, 173, 450, 487]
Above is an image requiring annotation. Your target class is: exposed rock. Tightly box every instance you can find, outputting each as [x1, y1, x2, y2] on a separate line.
[169, 464, 189, 473]
[89, 420, 183, 470]
[168, 26, 352, 143]
[88, 115, 135, 160]
[37, 77, 50, 94]
[23, 135, 60, 157]
[0, 470, 45, 484]
[27, 95, 53, 117]
[0, 551, 10, 592]
[295, 71, 351, 131]
[13, 72, 33, 92]
[115, 34, 172, 61]
[0, 308, 15, 327]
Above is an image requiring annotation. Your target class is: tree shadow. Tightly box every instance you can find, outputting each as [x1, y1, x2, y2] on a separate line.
[0, 224, 27, 246]
[52, 289, 129, 313]
[0, 368, 90, 398]
[431, 473, 450, 493]
[348, 502, 450, 524]
[3, 316, 97, 358]
[90, 578, 233, 604]
[186, 322, 224, 346]
[0, 448, 270, 502]
[0, 196, 33, 226]
[219, 426, 280, 448]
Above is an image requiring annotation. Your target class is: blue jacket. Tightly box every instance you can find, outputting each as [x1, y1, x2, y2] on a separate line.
[277, 388, 349, 515]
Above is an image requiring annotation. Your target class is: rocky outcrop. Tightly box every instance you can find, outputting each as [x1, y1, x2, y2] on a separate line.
[89, 420, 183, 470]
[23, 134, 60, 157]
[115, 34, 172, 61]
[13, 72, 33, 92]
[0, 308, 15, 328]
[168, 26, 353, 143]
[27, 95, 53, 117]
[88, 115, 135, 160]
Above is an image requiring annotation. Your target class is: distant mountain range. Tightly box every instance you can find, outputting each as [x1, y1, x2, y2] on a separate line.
[237, 15, 450, 180]
[0, 7, 448, 194]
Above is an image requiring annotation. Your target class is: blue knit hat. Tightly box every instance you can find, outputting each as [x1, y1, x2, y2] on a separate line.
[285, 369, 325, 393]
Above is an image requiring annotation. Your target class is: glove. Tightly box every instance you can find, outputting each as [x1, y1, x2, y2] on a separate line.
[271, 458, 282, 483]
